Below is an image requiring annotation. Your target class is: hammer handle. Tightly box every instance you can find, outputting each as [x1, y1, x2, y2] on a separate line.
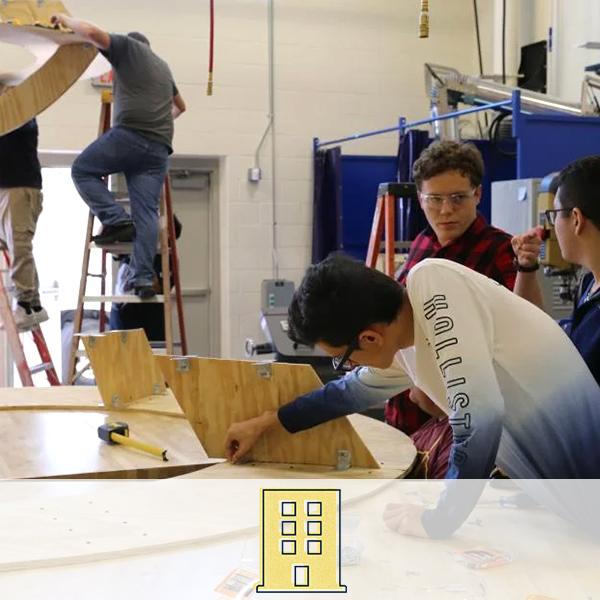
[110, 433, 168, 461]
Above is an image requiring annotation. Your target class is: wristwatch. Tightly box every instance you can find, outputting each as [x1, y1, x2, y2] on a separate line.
[515, 259, 540, 273]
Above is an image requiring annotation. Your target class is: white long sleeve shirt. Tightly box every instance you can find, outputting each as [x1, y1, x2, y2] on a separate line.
[278, 259, 600, 535]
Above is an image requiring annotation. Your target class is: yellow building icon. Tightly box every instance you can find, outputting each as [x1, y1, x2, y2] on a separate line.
[257, 488, 347, 594]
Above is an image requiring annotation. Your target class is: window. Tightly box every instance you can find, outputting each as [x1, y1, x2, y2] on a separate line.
[280, 539, 296, 555]
[306, 501, 322, 517]
[306, 520, 322, 536]
[306, 539, 322, 555]
[281, 521, 296, 536]
[281, 501, 296, 517]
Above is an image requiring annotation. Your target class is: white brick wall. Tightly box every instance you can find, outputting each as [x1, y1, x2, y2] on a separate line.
[33, 0, 483, 357]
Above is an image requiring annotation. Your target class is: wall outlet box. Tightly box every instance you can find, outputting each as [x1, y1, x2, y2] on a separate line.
[248, 167, 262, 183]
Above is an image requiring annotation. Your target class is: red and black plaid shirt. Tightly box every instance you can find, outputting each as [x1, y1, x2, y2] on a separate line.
[396, 213, 516, 288]
[386, 213, 516, 434]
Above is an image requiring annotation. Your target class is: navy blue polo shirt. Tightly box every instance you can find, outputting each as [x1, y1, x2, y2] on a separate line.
[561, 272, 600, 386]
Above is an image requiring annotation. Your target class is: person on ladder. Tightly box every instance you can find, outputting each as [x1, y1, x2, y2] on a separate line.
[51, 13, 186, 300]
[110, 214, 183, 341]
[0, 118, 49, 331]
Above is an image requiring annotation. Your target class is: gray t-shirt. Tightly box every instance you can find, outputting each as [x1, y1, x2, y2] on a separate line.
[101, 34, 178, 152]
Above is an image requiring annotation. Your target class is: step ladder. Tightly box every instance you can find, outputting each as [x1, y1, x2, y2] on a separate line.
[365, 182, 418, 276]
[0, 248, 60, 386]
[66, 91, 188, 384]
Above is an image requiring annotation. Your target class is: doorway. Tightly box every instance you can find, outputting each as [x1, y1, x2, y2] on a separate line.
[2, 154, 219, 386]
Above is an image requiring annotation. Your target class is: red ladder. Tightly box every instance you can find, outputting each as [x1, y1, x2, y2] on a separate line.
[0, 249, 60, 386]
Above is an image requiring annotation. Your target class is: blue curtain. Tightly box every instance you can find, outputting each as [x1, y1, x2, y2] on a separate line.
[312, 147, 343, 263]
[396, 130, 430, 241]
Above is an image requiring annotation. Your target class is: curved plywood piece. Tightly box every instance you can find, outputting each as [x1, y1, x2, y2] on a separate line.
[81, 329, 167, 409]
[0, 385, 184, 418]
[0, 36, 97, 134]
[183, 414, 416, 479]
[0, 386, 416, 479]
[0, 478, 391, 573]
[0, 405, 214, 479]
[157, 356, 381, 470]
[0, 386, 217, 479]
[0, 0, 71, 26]
[0, 2, 109, 134]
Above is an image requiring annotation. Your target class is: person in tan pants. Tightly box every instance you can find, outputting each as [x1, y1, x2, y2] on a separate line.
[0, 119, 48, 331]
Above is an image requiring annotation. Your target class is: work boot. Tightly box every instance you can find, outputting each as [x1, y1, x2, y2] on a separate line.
[92, 222, 135, 245]
[30, 305, 49, 327]
[135, 285, 156, 300]
[12, 301, 36, 331]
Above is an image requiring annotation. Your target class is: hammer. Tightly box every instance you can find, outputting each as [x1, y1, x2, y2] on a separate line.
[98, 421, 168, 461]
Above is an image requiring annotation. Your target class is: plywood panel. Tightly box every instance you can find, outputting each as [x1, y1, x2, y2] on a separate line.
[0, 478, 388, 572]
[81, 330, 167, 409]
[0, 38, 97, 134]
[0, 385, 215, 479]
[0, 2, 109, 134]
[0, 386, 183, 418]
[0, 0, 71, 25]
[0, 408, 213, 479]
[157, 356, 381, 469]
[183, 414, 416, 479]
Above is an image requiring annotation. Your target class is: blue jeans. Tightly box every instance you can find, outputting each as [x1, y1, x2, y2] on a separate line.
[71, 126, 169, 287]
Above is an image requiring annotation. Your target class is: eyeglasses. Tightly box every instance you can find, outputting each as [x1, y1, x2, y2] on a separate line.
[544, 208, 573, 226]
[419, 189, 477, 208]
[331, 336, 359, 372]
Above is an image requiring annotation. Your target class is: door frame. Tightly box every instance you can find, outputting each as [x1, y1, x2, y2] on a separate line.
[39, 151, 222, 358]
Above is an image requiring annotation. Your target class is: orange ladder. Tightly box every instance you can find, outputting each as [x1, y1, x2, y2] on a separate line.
[365, 182, 418, 276]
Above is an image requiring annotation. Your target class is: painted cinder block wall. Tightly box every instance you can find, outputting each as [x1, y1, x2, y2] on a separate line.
[35, 0, 500, 357]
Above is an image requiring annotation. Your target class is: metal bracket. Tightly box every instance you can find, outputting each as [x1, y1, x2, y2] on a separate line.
[175, 358, 190, 373]
[336, 450, 352, 471]
[87, 336, 96, 348]
[152, 383, 163, 395]
[254, 361, 273, 379]
[111, 394, 123, 409]
[120, 331, 129, 344]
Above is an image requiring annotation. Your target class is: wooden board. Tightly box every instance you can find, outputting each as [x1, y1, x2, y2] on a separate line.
[0, 478, 391, 572]
[0, 480, 598, 599]
[0, 385, 182, 417]
[157, 356, 381, 469]
[0, 407, 214, 479]
[0, 0, 71, 25]
[0, 386, 217, 478]
[81, 329, 167, 409]
[0, 2, 110, 134]
[0, 36, 97, 134]
[0, 387, 415, 479]
[183, 414, 416, 479]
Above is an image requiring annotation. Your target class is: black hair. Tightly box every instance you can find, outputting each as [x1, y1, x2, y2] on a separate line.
[287, 253, 404, 347]
[127, 31, 151, 46]
[413, 140, 484, 190]
[550, 156, 600, 229]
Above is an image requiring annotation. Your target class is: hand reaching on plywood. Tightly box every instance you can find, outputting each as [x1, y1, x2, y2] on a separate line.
[224, 410, 279, 463]
[50, 14, 110, 49]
